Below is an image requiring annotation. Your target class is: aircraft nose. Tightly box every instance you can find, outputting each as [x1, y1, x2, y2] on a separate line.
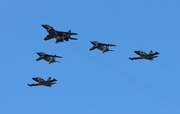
[41, 24, 48, 29]
[134, 51, 139, 54]
[41, 24, 46, 27]
[32, 77, 36, 81]
[90, 41, 95, 45]
[36, 52, 41, 55]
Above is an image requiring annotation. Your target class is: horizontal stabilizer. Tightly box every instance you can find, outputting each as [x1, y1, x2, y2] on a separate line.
[67, 30, 78, 35]
[102, 50, 114, 53]
[56, 56, 63, 58]
[107, 44, 116, 46]
[49, 61, 60, 64]
[69, 37, 78, 40]
[55, 61, 61, 63]
[53, 55, 63, 58]
[153, 56, 158, 58]
[129, 57, 143, 60]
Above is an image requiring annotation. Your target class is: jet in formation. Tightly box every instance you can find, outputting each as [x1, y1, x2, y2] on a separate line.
[36, 52, 62, 64]
[89, 41, 116, 53]
[129, 50, 159, 60]
[27, 77, 57, 87]
[41, 24, 78, 44]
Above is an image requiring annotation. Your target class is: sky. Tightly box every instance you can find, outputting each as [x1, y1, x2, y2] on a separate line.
[0, 0, 180, 114]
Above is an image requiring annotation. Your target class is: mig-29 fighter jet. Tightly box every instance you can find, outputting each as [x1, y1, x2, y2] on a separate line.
[41, 24, 78, 44]
[27, 77, 57, 87]
[129, 50, 159, 60]
[89, 41, 116, 53]
[36, 52, 62, 64]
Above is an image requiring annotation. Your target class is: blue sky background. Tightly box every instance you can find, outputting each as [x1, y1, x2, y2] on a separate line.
[1, 0, 180, 114]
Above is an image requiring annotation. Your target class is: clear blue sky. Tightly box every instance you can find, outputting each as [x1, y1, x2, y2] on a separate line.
[1, 0, 180, 114]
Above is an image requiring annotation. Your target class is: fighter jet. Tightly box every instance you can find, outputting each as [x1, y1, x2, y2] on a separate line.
[89, 41, 116, 53]
[41, 24, 78, 44]
[36, 52, 62, 64]
[129, 50, 159, 60]
[27, 77, 57, 87]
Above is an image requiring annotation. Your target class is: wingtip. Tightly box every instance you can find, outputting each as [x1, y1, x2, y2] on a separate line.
[27, 84, 32, 87]
[53, 78, 57, 81]
[44, 38, 48, 41]
[156, 52, 160, 54]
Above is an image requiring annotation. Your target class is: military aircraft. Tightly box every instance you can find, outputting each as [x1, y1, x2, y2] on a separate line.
[36, 52, 62, 64]
[27, 77, 57, 87]
[129, 50, 159, 60]
[41, 24, 78, 44]
[89, 41, 116, 53]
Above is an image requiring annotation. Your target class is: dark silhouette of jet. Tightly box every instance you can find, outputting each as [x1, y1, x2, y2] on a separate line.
[129, 50, 159, 60]
[27, 77, 57, 87]
[36, 52, 62, 64]
[41, 24, 78, 44]
[89, 41, 116, 53]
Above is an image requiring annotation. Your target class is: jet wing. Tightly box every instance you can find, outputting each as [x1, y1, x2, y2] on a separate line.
[99, 43, 116, 46]
[43, 57, 51, 62]
[36, 57, 43, 61]
[45, 54, 62, 58]
[44, 84, 52, 87]
[32, 77, 46, 82]
[57, 31, 78, 35]
[27, 83, 44, 87]
[43, 53, 55, 57]
[44, 54, 54, 57]
[144, 56, 158, 60]
[44, 35, 54, 40]
[27, 83, 52, 87]
[129, 57, 143, 60]
[56, 31, 64, 35]
[89, 46, 97, 51]
[98, 43, 108, 46]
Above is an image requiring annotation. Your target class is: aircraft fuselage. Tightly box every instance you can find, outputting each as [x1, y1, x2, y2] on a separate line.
[97, 46, 109, 52]
[49, 30, 63, 40]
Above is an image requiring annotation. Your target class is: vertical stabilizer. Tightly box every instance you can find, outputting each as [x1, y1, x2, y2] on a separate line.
[47, 77, 51, 81]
